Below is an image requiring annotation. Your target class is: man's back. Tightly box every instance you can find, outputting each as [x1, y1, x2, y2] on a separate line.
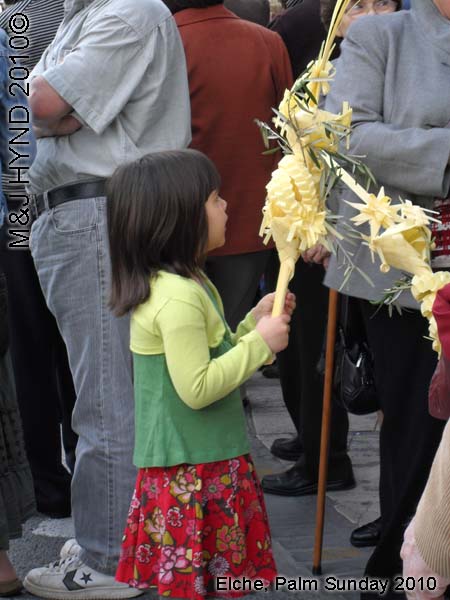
[175, 5, 292, 255]
[269, 0, 327, 78]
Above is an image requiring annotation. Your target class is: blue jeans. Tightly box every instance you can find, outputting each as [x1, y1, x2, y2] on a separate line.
[30, 196, 136, 574]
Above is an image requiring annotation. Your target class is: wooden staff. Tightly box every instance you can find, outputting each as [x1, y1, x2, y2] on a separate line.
[312, 288, 339, 575]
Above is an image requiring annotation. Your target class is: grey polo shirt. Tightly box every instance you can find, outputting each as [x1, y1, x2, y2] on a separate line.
[28, 0, 191, 195]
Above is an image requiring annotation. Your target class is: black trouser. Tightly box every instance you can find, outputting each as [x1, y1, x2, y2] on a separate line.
[0, 226, 77, 510]
[265, 255, 351, 480]
[359, 300, 445, 599]
[0, 265, 7, 355]
[206, 249, 274, 330]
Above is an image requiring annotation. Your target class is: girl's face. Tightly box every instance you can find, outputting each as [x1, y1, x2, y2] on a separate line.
[205, 190, 228, 252]
[337, 0, 398, 37]
[434, 0, 450, 19]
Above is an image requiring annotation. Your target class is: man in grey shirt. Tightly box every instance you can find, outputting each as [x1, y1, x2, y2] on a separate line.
[24, 0, 191, 597]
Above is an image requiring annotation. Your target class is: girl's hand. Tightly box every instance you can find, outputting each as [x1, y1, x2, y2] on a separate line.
[251, 292, 296, 323]
[256, 314, 291, 354]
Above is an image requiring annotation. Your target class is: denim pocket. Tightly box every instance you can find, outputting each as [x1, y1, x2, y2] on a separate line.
[51, 198, 99, 236]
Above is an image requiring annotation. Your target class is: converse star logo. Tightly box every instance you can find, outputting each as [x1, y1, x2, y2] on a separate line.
[62, 571, 84, 591]
[80, 572, 93, 585]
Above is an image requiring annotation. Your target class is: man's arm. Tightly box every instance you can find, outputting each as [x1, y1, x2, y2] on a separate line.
[326, 19, 450, 199]
[30, 76, 81, 138]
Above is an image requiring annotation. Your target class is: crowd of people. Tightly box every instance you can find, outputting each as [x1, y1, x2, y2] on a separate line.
[0, 0, 449, 599]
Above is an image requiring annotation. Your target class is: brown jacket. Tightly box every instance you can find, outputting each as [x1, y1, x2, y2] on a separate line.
[175, 5, 292, 256]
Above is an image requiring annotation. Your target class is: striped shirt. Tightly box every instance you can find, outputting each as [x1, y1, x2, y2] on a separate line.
[0, 0, 63, 199]
[0, 0, 64, 71]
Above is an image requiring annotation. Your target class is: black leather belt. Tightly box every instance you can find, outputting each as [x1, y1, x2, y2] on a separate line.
[30, 179, 106, 220]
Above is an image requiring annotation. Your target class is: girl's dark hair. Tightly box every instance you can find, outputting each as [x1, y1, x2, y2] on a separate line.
[107, 149, 221, 316]
[320, 0, 402, 33]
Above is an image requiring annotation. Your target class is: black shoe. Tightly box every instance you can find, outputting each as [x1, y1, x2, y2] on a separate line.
[261, 464, 356, 496]
[270, 435, 303, 461]
[261, 363, 280, 379]
[350, 517, 382, 548]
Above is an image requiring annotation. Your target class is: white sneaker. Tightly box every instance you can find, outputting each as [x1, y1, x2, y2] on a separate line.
[24, 555, 143, 599]
[60, 539, 82, 559]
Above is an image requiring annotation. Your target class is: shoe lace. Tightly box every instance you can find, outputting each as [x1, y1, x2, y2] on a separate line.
[47, 555, 80, 573]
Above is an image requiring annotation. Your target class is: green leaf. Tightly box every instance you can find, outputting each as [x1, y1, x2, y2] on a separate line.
[308, 148, 321, 169]
[262, 147, 280, 156]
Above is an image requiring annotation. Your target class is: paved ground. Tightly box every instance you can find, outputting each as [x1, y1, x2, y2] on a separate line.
[247, 372, 380, 599]
[7, 371, 380, 599]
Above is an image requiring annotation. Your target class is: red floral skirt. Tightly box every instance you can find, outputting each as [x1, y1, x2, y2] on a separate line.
[116, 454, 277, 599]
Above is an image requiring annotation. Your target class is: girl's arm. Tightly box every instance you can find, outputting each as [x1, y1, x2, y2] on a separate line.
[156, 298, 272, 410]
[229, 311, 258, 345]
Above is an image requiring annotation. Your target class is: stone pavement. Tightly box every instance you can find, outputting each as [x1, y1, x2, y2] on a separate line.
[246, 371, 381, 598]
[7, 371, 380, 599]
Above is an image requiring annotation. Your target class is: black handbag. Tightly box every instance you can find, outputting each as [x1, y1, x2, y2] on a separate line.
[334, 296, 378, 415]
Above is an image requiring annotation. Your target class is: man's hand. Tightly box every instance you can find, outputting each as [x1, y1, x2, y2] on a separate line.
[303, 244, 331, 268]
[33, 115, 82, 139]
[400, 519, 450, 600]
[251, 291, 296, 324]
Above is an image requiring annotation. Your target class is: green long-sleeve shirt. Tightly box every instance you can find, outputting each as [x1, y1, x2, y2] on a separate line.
[131, 271, 272, 467]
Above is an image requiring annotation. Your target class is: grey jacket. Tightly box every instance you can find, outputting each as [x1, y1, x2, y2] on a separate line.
[324, 0, 450, 308]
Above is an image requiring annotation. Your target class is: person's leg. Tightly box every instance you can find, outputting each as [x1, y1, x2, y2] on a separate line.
[0, 549, 22, 596]
[263, 257, 352, 494]
[0, 271, 12, 573]
[30, 198, 136, 574]
[0, 238, 76, 515]
[54, 332, 78, 475]
[0, 268, 34, 594]
[264, 253, 303, 430]
[206, 250, 272, 330]
[359, 301, 445, 598]
[0, 552, 17, 583]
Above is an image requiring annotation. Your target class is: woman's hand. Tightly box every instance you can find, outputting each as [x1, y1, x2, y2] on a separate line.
[251, 291, 296, 324]
[400, 519, 450, 600]
[303, 244, 331, 268]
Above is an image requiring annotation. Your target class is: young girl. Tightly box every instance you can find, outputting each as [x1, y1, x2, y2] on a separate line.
[108, 149, 294, 599]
